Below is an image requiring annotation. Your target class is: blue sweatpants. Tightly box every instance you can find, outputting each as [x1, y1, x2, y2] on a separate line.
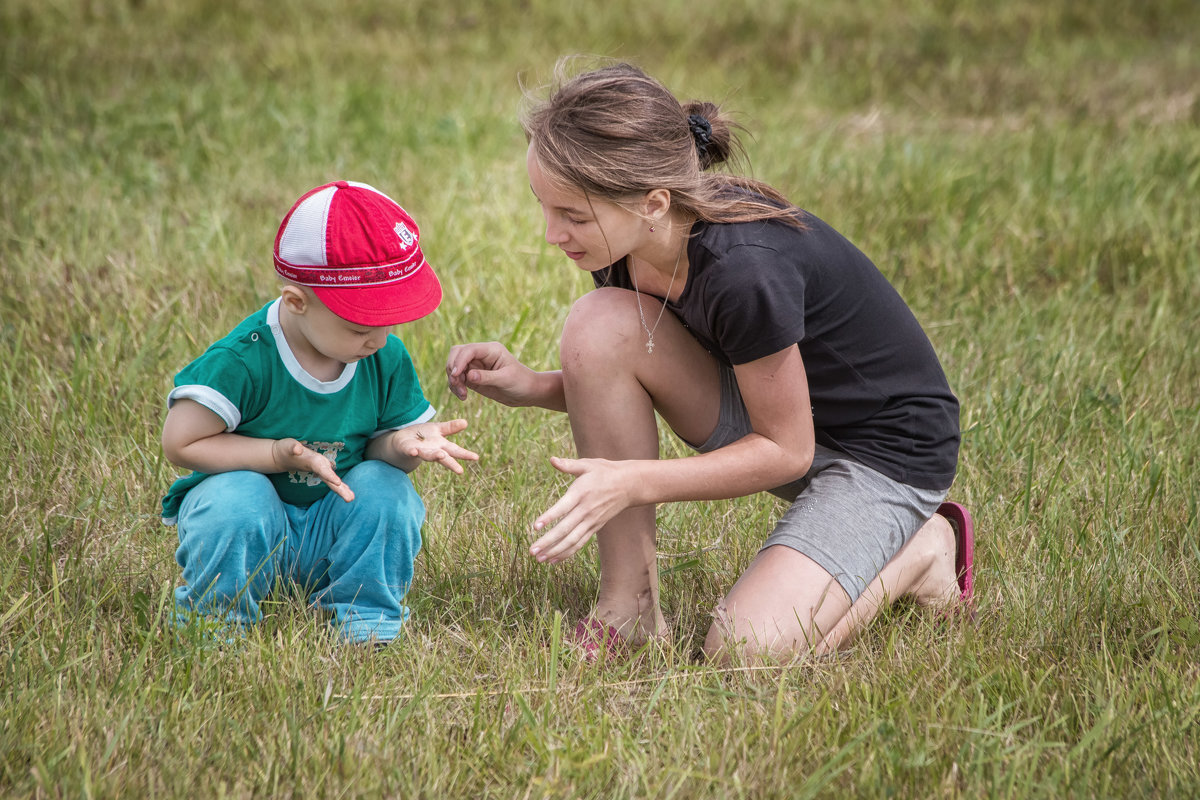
[173, 460, 424, 643]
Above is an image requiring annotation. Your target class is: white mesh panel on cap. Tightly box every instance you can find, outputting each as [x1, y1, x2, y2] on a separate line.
[278, 184, 337, 267]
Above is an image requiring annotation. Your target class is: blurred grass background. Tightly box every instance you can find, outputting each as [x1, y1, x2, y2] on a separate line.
[2, 0, 1198, 797]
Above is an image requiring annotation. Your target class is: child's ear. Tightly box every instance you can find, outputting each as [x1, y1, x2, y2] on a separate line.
[280, 284, 309, 315]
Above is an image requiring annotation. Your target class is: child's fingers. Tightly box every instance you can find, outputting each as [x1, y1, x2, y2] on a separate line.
[416, 438, 478, 462]
[445, 442, 480, 461]
[436, 455, 465, 475]
[398, 430, 479, 471]
[429, 448, 467, 474]
[329, 481, 355, 502]
[436, 418, 469, 435]
[311, 460, 354, 502]
[309, 457, 354, 502]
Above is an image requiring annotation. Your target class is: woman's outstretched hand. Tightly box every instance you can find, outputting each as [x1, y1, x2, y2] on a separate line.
[446, 341, 564, 410]
[530, 456, 634, 564]
[446, 341, 533, 406]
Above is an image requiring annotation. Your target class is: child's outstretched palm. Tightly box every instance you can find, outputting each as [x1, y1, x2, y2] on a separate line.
[390, 418, 479, 475]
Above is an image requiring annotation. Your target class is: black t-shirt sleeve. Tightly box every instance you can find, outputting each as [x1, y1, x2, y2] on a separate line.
[702, 244, 809, 365]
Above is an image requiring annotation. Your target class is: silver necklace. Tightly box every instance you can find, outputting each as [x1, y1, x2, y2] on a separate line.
[630, 238, 685, 354]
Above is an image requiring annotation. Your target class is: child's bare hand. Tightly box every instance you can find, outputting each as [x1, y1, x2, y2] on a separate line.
[392, 419, 479, 474]
[272, 438, 355, 502]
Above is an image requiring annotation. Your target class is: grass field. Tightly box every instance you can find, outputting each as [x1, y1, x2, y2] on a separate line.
[2, 0, 1199, 797]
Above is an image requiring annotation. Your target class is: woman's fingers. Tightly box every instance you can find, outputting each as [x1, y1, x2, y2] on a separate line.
[531, 456, 631, 562]
[530, 509, 594, 563]
[446, 342, 509, 399]
[531, 481, 603, 563]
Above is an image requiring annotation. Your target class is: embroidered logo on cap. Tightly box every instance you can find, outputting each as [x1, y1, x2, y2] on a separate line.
[394, 222, 415, 247]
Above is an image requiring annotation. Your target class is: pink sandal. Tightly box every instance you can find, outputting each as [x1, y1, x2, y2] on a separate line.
[937, 501, 976, 618]
[570, 618, 628, 662]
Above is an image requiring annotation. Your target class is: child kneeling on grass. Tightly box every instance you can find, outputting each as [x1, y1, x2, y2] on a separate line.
[161, 180, 477, 644]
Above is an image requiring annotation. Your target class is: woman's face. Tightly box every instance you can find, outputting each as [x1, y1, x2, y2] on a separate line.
[526, 145, 645, 272]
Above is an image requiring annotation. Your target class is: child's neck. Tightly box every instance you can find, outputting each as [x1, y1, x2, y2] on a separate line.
[277, 304, 346, 382]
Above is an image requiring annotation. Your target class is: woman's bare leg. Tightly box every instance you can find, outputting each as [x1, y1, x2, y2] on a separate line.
[559, 288, 722, 643]
[813, 512, 958, 654]
[560, 288, 961, 655]
[703, 513, 959, 663]
[703, 546, 852, 661]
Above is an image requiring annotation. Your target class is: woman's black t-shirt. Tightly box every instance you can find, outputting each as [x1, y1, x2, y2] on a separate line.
[593, 210, 960, 490]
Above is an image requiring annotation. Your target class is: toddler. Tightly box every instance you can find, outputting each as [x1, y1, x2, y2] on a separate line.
[161, 180, 477, 644]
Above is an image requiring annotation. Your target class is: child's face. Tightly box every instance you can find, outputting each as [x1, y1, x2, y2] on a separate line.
[295, 291, 392, 365]
[527, 145, 645, 273]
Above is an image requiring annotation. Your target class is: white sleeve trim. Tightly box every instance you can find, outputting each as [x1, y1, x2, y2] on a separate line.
[167, 385, 241, 431]
[369, 403, 436, 439]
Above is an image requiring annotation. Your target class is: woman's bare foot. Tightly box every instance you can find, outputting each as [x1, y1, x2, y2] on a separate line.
[907, 512, 962, 609]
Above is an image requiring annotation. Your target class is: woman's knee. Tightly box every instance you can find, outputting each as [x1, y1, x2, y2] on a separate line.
[560, 288, 643, 368]
[700, 560, 851, 664]
[701, 602, 738, 664]
[702, 603, 810, 666]
[701, 602, 789, 664]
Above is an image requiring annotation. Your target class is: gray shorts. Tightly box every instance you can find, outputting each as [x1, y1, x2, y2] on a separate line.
[688, 362, 948, 602]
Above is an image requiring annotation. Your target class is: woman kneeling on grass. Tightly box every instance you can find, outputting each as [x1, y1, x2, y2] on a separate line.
[446, 60, 975, 663]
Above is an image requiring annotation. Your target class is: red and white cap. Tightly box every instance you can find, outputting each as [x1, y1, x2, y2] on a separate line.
[273, 180, 442, 326]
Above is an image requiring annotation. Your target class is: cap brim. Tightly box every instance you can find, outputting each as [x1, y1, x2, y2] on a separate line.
[313, 266, 442, 326]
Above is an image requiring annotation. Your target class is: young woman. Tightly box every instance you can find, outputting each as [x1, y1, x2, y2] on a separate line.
[446, 60, 974, 663]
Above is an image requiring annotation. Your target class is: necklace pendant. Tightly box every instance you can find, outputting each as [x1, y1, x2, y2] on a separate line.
[646, 339, 654, 354]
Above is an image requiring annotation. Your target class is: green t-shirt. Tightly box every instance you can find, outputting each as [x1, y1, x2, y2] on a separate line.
[161, 299, 434, 523]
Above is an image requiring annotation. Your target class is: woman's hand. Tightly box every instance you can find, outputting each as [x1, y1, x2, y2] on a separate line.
[529, 456, 635, 564]
[446, 341, 564, 410]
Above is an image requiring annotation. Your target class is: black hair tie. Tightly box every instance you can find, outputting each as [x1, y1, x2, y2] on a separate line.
[688, 113, 713, 158]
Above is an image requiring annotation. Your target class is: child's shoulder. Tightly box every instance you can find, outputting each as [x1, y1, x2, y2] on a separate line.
[225, 302, 275, 338]
[196, 302, 275, 354]
[179, 303, 276, 381]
